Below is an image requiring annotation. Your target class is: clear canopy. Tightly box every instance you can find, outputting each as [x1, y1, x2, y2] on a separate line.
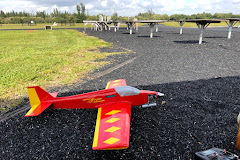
[114, 86, 140, 97]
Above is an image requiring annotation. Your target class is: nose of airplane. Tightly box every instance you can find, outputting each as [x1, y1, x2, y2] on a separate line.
[158, 92, 164, 97]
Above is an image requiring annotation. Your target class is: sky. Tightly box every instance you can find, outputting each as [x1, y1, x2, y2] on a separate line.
[0, 0, 239, 16]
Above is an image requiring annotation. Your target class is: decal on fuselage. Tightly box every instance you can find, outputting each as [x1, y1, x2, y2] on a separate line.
[83, 98, 105, 103]
[106, 95, 116, 98]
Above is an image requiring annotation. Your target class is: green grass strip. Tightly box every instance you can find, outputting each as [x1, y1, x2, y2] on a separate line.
[0, 23, 89, 29]
[0, 30, 124, 107]
[0, 23, 135, 30]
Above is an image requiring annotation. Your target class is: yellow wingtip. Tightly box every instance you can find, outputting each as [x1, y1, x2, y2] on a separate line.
[105, 82, 110, 89]
[93, 107, 102, 148]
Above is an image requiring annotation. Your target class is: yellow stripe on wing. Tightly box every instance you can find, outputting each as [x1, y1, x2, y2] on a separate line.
[105, 82, 110, 89]
[93, 107, 102, 148]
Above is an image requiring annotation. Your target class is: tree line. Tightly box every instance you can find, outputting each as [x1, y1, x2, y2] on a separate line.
[169, 12, 240, 20]
[0, 3, 86, 24]
[0, 4, 240, 24]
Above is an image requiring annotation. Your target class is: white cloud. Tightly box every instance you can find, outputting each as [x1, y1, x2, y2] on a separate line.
[112, 0, 119, 4]
[101, 0, 108, 7]
[142, 1, 151, 7]
[197, 0, 212, 9]
[176, 0, 186, 9]
[155, 0, 175, 12]
[85, 4, 94, 10]
[0, 0, 239, 16]
[37, 7, 49, 11]
[1, 0, 37, 13]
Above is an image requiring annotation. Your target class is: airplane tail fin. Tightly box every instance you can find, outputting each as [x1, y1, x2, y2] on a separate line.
[25, 86, 57, 117]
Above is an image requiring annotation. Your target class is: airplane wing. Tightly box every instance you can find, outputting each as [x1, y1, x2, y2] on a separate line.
[92, 102, 131, 150]
[105, 79, 127, 89]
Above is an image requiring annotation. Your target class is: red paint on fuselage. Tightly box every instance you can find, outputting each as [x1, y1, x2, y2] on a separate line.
[45, 88, 158, 109]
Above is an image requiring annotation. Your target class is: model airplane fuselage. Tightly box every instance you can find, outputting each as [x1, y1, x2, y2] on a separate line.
[45, 87, 160, 109]
[25, 79, 164, 150]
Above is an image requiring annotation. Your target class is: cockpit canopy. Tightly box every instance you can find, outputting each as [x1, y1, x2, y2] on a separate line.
[114, 86, 140, 97]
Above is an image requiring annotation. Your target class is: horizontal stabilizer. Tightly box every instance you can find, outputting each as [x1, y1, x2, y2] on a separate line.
[50, 92, 58, 98]
[25, 102, 53, 117]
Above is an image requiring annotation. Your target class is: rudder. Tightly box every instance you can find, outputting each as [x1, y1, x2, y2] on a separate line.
[25, 86, 55, 117]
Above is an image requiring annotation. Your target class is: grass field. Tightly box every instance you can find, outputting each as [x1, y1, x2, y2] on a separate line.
[0, 23, 90, 29]
[0, 29, 126, 111]
[0, 23, 132, 30]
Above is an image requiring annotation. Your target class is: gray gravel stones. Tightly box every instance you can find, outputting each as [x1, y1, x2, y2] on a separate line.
[1, 25, 240, 159]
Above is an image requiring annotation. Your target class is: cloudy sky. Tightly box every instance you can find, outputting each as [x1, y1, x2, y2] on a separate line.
[0, 0, 239, 16]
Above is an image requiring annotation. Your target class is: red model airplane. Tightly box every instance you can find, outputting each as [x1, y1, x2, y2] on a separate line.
[25, 79, 164, 150]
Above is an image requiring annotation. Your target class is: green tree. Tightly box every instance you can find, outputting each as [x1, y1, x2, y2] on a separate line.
[0, 10, 6, 18]
[76, 3, 86, 23]
[170, 14, 189, 20]
[148, 8, 154, 19]
[36, 11, 46, 19]
[112, 11, 118, 21]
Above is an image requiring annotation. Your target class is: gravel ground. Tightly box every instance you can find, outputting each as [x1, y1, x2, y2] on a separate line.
[1, 25, 240, 159]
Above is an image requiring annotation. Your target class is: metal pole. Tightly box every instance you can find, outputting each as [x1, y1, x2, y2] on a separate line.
[150, 27, 153, 38]
[228, 21, 234, 39]
[117, 23, 120, 30]
[136, 22, 138, 32]
[113, 23, 118, 32]
[156, 23, 158, 32]
[150, 23, 154, 38]
[130, 26, 133, 34]
[101, 23, 103, 31]
[114, 23, 117, 32]
[228, 26, 232, 39]
[199, 24, 204, 45]
[179, 21, 185, 34]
